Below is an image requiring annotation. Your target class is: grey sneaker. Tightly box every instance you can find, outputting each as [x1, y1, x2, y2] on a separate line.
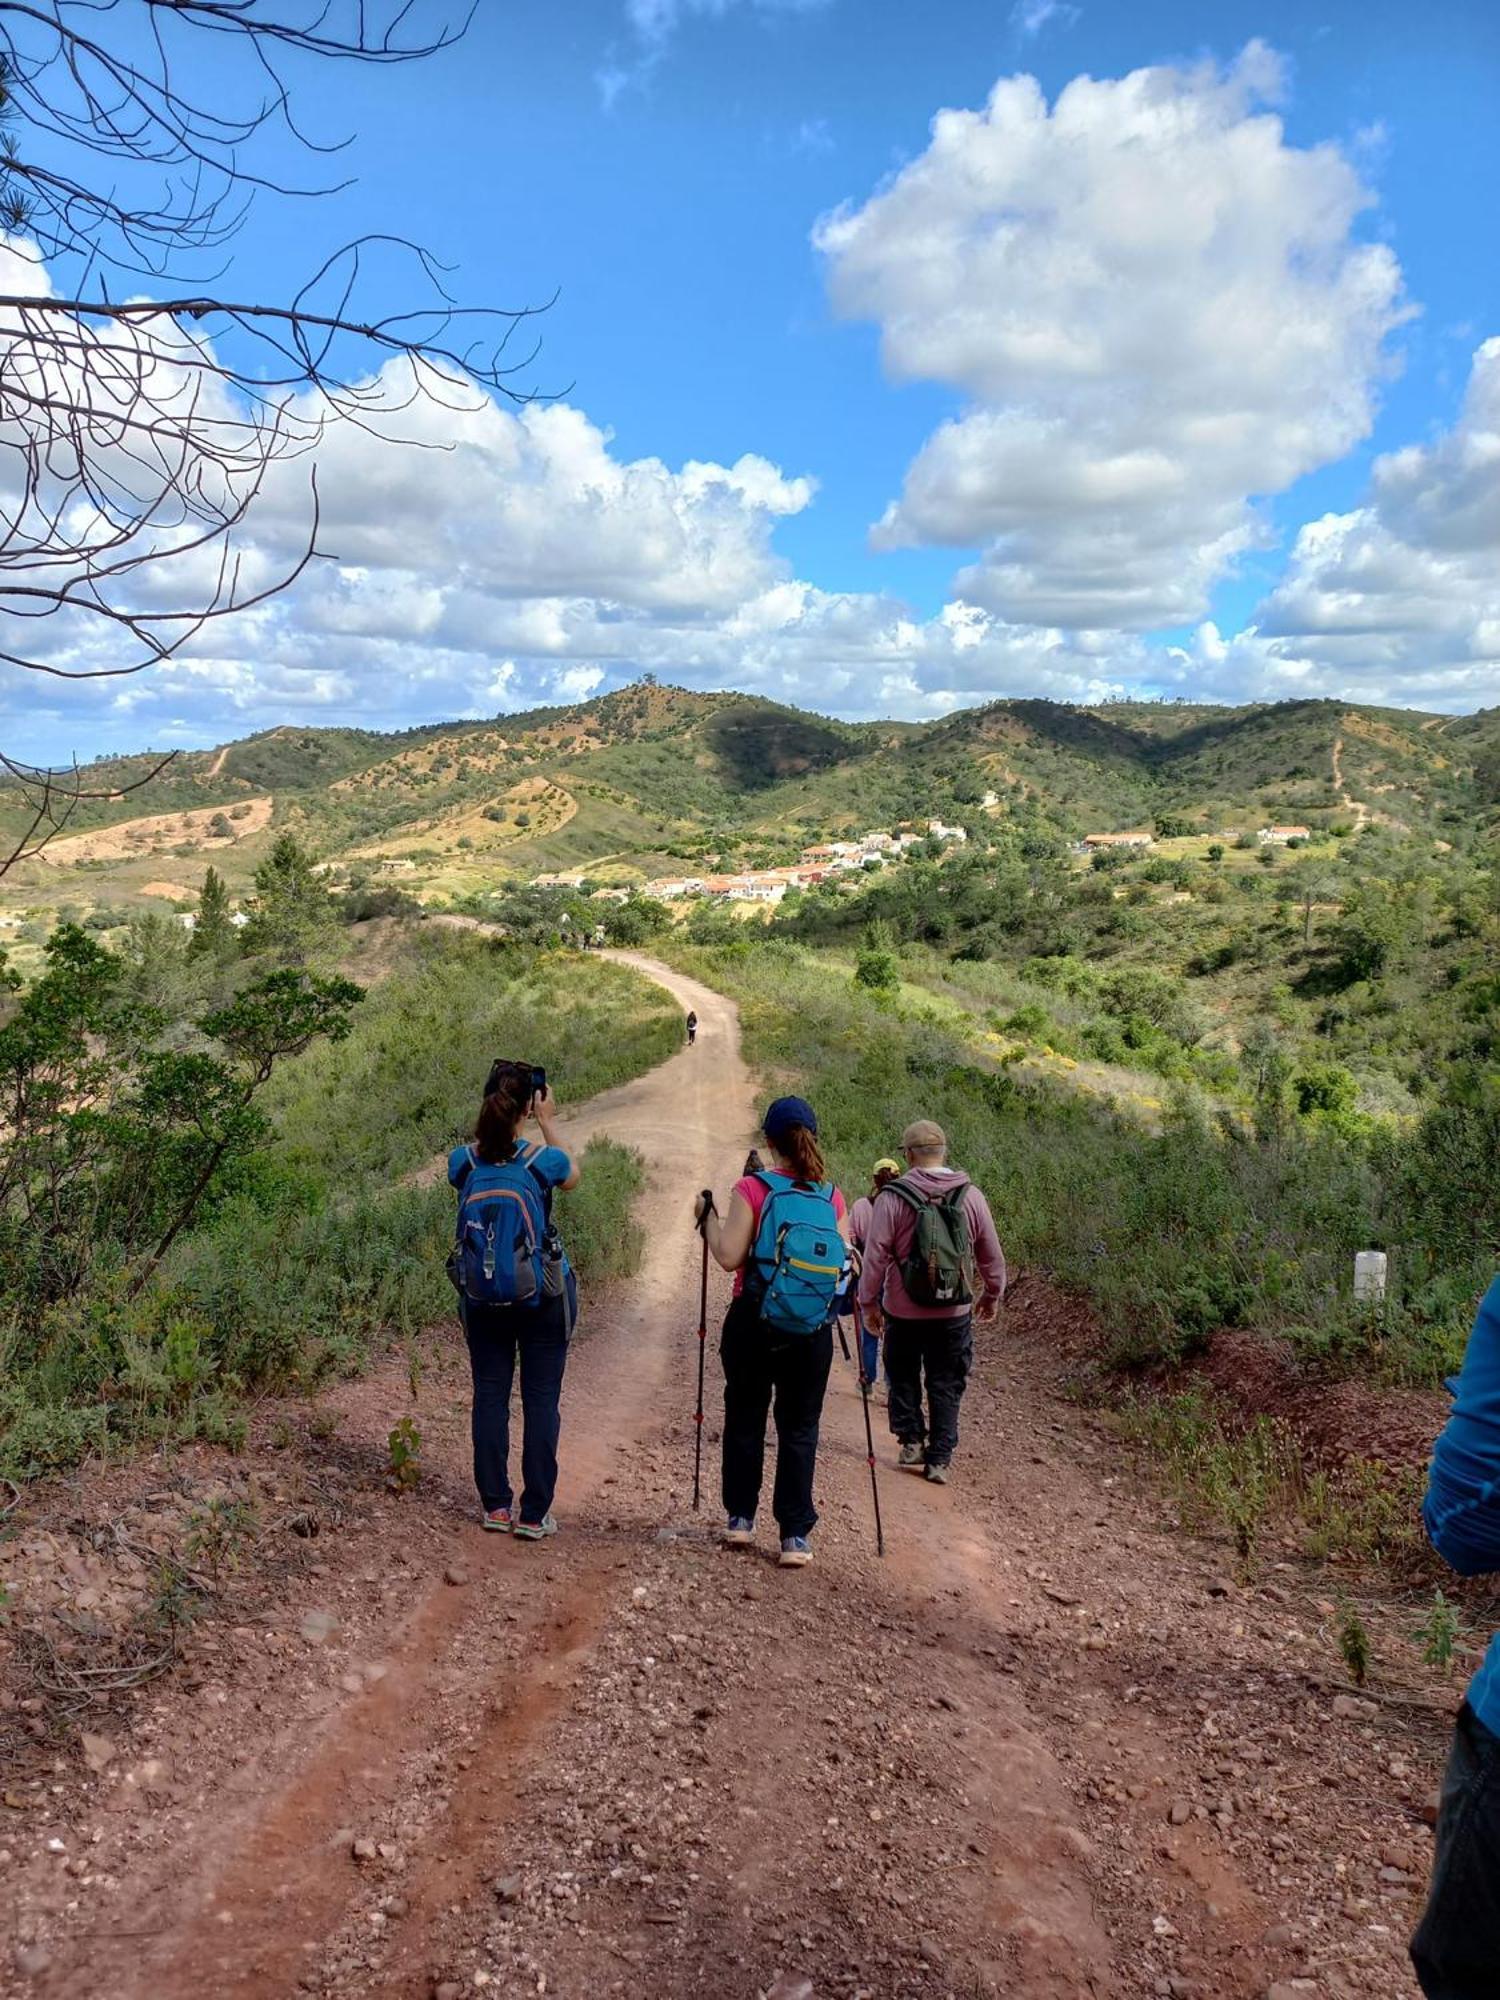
[513, 1513, 558, 1541]
[778, 1536, 813, 1568]
[897, 1442, 926, 1472]
[924, 1461, 951, 1485]
[723, 1516, 755, 1546]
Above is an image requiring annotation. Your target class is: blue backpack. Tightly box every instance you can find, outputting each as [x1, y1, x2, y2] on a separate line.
[746, 1171, 845, 1337]
[452, 1145, 548, 1308]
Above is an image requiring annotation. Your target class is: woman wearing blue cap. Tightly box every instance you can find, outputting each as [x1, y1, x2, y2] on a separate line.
[695, 1096, 848, 1567]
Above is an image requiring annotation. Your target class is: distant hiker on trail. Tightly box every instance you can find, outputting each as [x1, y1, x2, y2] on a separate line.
[844, 1158, 902, 1396]
[686, 1010, 698, 1047]
[449, 1062, 580, 1542]
[857, 1120, 1005, 1485]
[694, 1096, 847, 1568]
[1411, 1274, 1500, 1998]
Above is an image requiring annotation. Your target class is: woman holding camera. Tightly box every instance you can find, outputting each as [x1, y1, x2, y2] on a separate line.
[449, 1062, 580, 1540]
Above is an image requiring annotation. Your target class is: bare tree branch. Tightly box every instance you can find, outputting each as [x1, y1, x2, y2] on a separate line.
[0, 1, 546, 872]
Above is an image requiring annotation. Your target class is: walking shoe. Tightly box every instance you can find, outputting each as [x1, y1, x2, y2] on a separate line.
[722, 1516, 756, 1546]
[513, 1514, 558, 1540]
[924, 1461, 951, 1485]
[482, 1506, 513, 1533]
[897, 1441, 927, 1472]
[778, 1536, 814, 1568]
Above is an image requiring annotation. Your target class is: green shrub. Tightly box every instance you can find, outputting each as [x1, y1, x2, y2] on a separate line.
[0, 931, 673, 1479]
[670, 939, 1487, 1383]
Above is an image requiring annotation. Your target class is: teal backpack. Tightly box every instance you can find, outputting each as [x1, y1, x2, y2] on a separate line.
[746, 1171, 844, 1337]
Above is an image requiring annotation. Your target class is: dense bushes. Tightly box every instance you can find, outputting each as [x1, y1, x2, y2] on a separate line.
[0, 927, 675, 1478]
[262, 927, 680, 1181]
[676, 940, 1494, 1385]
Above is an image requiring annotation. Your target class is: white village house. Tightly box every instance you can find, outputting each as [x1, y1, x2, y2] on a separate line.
[1080, 831, 1154, 852]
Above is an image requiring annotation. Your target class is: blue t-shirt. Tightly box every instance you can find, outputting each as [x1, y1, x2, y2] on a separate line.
[447, 1140, 572, 1196]
[1424, 1275, 1500, 1733]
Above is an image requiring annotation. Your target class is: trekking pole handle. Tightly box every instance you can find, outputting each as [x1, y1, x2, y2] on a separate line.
[695, 1190, 716, 1238]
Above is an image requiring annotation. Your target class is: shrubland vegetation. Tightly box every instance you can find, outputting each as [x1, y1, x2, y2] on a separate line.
[6, 680, 1498, 1488]
[0, 899, 679, 1480]
[670, 937, 1497, 1389]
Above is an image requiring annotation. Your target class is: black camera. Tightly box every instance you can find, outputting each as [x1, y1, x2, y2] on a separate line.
[483, 1059, 547, 1100]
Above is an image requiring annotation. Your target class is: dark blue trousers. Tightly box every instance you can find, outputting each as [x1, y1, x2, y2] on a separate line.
[1412, 1702, 1500, 1998]
[463, 1293, 570, 1525]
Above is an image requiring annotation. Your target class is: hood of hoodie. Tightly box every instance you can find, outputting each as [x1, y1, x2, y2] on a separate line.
[896, 1166, 970, 1197]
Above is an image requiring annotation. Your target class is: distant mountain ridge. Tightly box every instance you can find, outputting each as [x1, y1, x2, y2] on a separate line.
[9, 683, 1497, 900]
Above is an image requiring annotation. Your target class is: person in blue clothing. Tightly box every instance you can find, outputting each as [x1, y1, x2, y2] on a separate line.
[1412, 1274, 1500, 1998]
[449, 1062, 580, 1541]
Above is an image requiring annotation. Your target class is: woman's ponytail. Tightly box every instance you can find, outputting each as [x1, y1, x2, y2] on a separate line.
[779, 1123, 826, 1186]
[474, 1063, 533, 1163]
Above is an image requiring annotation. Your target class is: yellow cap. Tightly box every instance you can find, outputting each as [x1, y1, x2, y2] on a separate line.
[873, 1157, 902, 1177]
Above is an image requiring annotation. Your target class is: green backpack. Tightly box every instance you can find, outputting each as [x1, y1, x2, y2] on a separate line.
[887, 1177, 975, 1308]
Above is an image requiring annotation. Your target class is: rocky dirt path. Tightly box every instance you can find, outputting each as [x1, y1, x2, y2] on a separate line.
[2, 960, 1451, 2000]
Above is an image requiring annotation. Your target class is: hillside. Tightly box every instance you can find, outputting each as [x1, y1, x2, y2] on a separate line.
[4, 683, 1494, 928]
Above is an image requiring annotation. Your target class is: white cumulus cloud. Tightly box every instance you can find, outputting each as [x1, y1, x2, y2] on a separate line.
[1232, 337, 1500, 708]
[815, 43, 1411, 630]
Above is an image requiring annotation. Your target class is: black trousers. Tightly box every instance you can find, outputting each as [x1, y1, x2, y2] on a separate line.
[719, 1295, 833, 1538]
[1412, 1702, 1500, 1998]
[884, 1311, 973, 1463]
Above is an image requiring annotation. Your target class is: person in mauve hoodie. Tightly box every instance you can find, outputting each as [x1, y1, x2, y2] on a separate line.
[1411, 1274, 1500, 1999]
[856, 1119, 1006, 1485]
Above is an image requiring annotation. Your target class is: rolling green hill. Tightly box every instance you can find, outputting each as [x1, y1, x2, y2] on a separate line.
[5, 683, 1495, 925]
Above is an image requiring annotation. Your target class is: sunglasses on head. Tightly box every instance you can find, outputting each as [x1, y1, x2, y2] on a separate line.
[485, 1059, 547, 1099]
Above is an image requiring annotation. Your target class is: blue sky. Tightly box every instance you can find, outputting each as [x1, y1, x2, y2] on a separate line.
[11, 0, 1500, 759]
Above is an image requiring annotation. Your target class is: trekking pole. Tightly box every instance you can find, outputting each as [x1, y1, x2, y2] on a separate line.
[692, 1192, 714, 1511]
[851, 1297, 886, 1557]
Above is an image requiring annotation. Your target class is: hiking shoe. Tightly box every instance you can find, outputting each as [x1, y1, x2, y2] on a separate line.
[513, 1514, 558, 1541]
[482, 1506, 513, 1533]
[778, 1536, 813, 1568]
[924, 1461, 951, 1485]
[722, 1516, 756, 1547]
[897, 1442, 927, 1472]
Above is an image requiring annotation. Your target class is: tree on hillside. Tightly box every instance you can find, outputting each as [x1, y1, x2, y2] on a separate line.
[1333, 883, 1423, 985]
[1292, 866, 1342, 945]
[0, 923, 360, 1302]
[0, 4, 545, 870]
[189, 866, 236, 961]
[240, 835, 333, 963]
[596, 894, 672, 948]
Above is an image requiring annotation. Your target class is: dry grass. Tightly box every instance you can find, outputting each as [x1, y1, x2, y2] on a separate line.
[40, 796, 273, 866]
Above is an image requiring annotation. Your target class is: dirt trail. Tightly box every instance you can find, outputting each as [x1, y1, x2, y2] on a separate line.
[4, 960, 1445, 2000]
[1332, 733, 1408, 835]
[1331, 735, 1369, 830]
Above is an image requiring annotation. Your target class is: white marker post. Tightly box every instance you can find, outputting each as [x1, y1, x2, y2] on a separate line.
[1354, 1251, 1388, 1306]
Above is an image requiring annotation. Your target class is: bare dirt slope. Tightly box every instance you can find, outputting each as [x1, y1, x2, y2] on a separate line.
[2, 960, 1448, 2000]
[38, 796, 273, 866]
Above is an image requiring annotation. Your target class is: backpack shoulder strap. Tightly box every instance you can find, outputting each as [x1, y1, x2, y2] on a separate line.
[512, 1139, 557, 1220]
[885, 1177, 930, 1216]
